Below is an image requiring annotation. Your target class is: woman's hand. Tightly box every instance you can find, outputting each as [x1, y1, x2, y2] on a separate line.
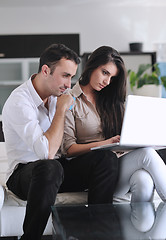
[67, 135, 121, 157]
[104, 135, 120, 145]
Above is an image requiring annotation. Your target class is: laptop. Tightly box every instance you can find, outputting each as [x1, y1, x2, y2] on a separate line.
[91, 95, 166, 152]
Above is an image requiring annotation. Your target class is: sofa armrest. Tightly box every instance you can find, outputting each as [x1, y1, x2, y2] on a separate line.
[0, 185, 4, 210]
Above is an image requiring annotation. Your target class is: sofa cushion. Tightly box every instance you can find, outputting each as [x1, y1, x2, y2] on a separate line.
[0, 186, 4, 210]
[0, 143, 8, 187]
[4, 189, 88, 207]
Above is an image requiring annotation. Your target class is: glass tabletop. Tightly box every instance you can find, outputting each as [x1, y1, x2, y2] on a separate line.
[52, 201, 166, 240]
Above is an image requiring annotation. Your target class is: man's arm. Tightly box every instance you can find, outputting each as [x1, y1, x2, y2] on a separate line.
[44, 94, 73, 159]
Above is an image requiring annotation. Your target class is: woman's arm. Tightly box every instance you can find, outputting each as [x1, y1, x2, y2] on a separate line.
[67, 135, 120, 156]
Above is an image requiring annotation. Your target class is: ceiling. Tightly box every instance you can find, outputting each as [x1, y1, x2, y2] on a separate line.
[0, 0, 166, 8]
[0, 0, 70, 7]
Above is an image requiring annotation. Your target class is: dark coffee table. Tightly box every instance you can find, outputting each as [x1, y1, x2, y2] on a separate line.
[52, 201, 166, 240]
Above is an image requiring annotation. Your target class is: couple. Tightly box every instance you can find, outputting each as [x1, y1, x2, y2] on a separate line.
[2, 43, 166, 240]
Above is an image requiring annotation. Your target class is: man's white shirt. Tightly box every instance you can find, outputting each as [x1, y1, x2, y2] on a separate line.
[2, 77, 57, 179]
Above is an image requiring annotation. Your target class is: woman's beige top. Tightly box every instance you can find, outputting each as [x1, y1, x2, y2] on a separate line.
[62, 81, 105, 155]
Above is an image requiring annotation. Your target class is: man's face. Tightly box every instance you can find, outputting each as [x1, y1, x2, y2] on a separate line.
[46, 58, 78, 96]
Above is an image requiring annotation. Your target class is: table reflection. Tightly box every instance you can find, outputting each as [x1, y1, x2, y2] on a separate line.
[115, 202, 166, 240]
[52, 202, 166, 240]
[52, 204, 122, 240]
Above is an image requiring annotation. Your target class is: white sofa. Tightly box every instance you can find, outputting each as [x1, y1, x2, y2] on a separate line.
[0, 142, 161, 239]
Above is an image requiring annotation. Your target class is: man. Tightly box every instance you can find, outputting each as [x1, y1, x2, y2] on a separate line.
[2, 43, 118, 240]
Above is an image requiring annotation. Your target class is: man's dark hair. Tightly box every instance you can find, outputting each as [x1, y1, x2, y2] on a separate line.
[38, 43, 80, 74]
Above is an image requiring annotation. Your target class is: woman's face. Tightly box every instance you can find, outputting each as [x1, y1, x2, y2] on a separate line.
[89, 62, 118, 91]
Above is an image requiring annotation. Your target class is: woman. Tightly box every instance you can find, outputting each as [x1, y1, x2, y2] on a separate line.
[62, 46, 166, 202]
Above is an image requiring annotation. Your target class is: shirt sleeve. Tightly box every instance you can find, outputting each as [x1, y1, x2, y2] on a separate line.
[33, 135, 49, 159]
[4, 97, 49, 159]
[61, 109, 77, 155]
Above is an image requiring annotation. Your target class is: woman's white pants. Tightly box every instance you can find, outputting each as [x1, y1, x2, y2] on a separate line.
[114, 148, 166, 202]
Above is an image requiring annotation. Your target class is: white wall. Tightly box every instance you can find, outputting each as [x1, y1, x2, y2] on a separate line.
[0, 0, 166, 55]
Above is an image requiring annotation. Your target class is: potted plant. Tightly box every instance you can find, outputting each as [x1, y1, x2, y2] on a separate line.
[128, 63, 166, 97]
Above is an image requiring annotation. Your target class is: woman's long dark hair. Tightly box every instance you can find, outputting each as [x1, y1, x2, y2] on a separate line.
[79, 46, 127, 139]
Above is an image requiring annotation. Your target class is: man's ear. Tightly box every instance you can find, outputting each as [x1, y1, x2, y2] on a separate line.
[41, 65, 50, 76]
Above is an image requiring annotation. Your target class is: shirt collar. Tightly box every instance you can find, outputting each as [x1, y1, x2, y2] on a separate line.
[26, 75, 43, 108]
[71, 81, 85, 98]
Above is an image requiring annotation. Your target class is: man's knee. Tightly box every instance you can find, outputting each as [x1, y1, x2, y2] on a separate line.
[92, 150, 119, 177]
[33, 160, 64, 184]
[93, 150, 117, 163]
[101, 150, 118, 170]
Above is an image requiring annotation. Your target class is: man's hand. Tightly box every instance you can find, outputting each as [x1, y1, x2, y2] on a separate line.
[56, 94, 74, 112]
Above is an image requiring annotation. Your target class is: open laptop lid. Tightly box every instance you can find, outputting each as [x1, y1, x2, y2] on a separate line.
[91, 95, 166, 151]
[120, 95, 166, 147]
